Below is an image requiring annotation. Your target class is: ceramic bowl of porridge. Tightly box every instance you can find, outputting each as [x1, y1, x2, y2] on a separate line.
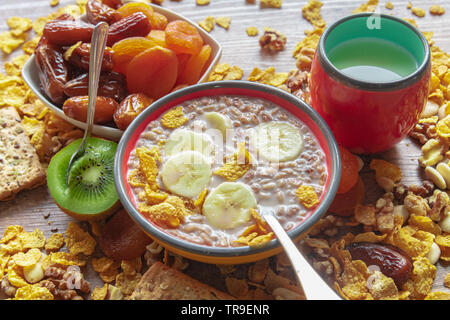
[114, 81, 341, 264]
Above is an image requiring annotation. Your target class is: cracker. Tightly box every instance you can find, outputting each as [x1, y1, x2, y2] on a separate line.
[0, 107, 45, 201]
[130, 262, 234, 300]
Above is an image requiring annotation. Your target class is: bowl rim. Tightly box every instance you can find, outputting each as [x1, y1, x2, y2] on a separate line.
[114, 80, 341, 259]
[21, 2, 223, 141]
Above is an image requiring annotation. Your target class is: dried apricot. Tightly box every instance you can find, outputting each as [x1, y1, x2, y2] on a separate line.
[149, 12, 168, 30]
[146, 30, 166, 47]
[62, 96, 118, 124]
[99, 209, 152, 260]
[337, 146, 359, 194]
[126, 46, 178, 99]
[176, 53, 191, 79]
[112, 36, 157, 74]
[165, 20, 204, 55]
[177, 44, 211, 85]
[328, 176, 365, 216]
[117, 2, 154, 21]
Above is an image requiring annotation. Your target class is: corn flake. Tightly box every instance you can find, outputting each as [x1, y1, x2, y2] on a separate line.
[160, 106, 188, 129]
[424, 291, 450, 300]
[65, 222, 96, 256]
[4, 54, 30, 77]
[14, 285, 54, 300]
[430, 5, 445, 16]
[406, 257, 436, 299]
[91, 284, 108, 300]
[214, 142, 252, 181]
[296, 185, 319, 209]
[50, 251, 86, 266]
[194, 188, 209, 208]
[412, 7, 426, 18]
[369, 159, 402, 182]
[139, 196, 188, 228]
[121, 257, 142, 276]
[44, 233, 64, 252]
[115, 272, 142, 296]
[196, 0, 210, 5]
[246, 27, 259, 37]
[436, 115, 450, 138]
[7, 265, 29, 287]
[260, 0, 282, 8]
[17, 229, 45, 250]
[302, 0, 326, 28]
[0, 31, 27, 54]
[367, 271, 399, 300]
[7, 17, 33, 37]
[12, 248, 41, 267]
[0, 225, 24, 244]
[198, 16, 215, 33]
[216, 17, 231, 30]
[352, 0, 379, 13]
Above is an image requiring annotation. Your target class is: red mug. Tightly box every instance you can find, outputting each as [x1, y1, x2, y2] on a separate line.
[310, 13, 431, 154]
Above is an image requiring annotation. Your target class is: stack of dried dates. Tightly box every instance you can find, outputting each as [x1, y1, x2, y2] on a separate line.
[35, 0, 210, 130]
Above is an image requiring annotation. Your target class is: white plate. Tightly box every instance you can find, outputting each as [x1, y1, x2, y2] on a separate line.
[22, 3, 222, 141]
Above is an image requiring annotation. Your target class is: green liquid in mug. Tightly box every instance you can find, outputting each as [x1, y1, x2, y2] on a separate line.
[327, 37, 418, 82]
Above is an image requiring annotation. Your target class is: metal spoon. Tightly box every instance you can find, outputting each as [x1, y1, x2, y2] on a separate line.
[65, 22, 109, 185]
[263, 214, 342, 300]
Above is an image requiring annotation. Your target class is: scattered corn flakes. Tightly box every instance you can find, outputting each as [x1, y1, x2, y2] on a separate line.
[194, 188, 209, 208]
[121, 257, 142, 276]
[353, 0, 379, 13]
[247, 66, 288, 88]
[208, 63, 244, 81]
[12, 248, 41, 267]
[216, 17, 231, 29]
[430, 5, 445, 16]
[302, 0, 326, 28]
[91, 283, 108, 300]
[7, 17, 32, 38]
[424, 291, 450, 300]
[196, 0, 210, 5]
[44, 233, 64, 252]
[0, 31, 27, 54]
[407, 1, 412, 9]
[115, 272, 142, 296]
[260, 0, 282, 8]
[4, 54, 30, 77]
[14, 285, 54, 300]
[385, 1, 393, 10]
[18, 229, 45, 250]
[436, 115, 450, 138]
[198, 16, 215, 33]
[50, 0, 60, 6]
[444, 272, 450, 288]
[139, 196, 188, 228]
[160, 106, 188, 129]
[64, 222, 96, 256]
[50, 251, 86, 266]
[32, 17, 48, 36]
[214, 142, 252, 181]
[246, 26, 259, 36]
[296, 185, 319, 209]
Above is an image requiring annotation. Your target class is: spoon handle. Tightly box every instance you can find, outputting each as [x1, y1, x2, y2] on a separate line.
[263, 214, 342, 300]
[85, 22, 109, 139]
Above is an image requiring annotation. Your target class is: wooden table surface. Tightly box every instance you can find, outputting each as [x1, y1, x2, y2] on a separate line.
[1, 0, 449, 297]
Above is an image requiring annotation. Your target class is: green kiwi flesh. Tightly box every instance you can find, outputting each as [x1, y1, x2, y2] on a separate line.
[47, 137, 119, 219]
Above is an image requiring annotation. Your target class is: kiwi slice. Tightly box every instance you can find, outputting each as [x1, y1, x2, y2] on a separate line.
[47, 137, 120, 220]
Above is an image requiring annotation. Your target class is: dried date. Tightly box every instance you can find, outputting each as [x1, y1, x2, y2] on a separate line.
[347, 242, 413, 287]
[101, 0, 122, 9]
[35, 43, 70, 105]
[107, 12, 151, 46]
[86, 0, 122, 25]
[63, 72, 127, 102]
[113, 93, 154, 130]
[43, 20, 94, 46]
[66, 42, 114, 72]
[62, 96, 119, 123]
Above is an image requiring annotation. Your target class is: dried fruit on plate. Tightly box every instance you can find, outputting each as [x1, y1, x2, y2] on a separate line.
[111, 36, 158, 74]
[86, 0, 122, 25]
[328, 176, 365, 216]
[62, 96, 119, 123]
[113, 93, 154, 130]
[165, 20, 204, 55]
[106, 12, 151, 46]
[177, 44, 211, 85]
[337, 146, 359, 194]
[43, 19, 94, 46]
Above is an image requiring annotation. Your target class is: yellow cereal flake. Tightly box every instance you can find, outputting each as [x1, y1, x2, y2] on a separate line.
[92, 256, 120, 274]
[412, 7, 426, 18]
[214, 143, 252, 181]
[194, 188, 209, 208]
[385, 1, 393, 10]
[0, 31, 27, 54]
[353, 0, 379, 13]
[0, 225, 24, 244]
[302, 0, 326, 28]
[436, 115, 450, 138]
[50, 0, 60, 7]
[296, 185, 319, 209]
[17, 229, 45, 250]
[435, 234, 450, 261]
[121, 257, 142, 276]
[142, 186, 168, 205]
[368, 271, 399, 300]
[352, 232, 387, 243]
[425, 291, 450, 300]
[335, 259, 371, 300]
[136, 146, 161, 186]
[216, 17, 231, 30]
[249, 233, 274, 246]
[247, 66, 288, 88]
[115, 272, 142, 296]
[408, 215, 441, 236]
[50, 251, 86, 266]
[12, 248, 41, 267]
[65, 222, 96, 256]
[14, 285, 54, 300]
[369, 159, 402, 182]
[196, 0, 210, 5]
[246, 27, 259, 37]
[139, 196, 189, 228]
[91, 284, 108, 300]
[391, 227, 434, 259]
[235, 209, 274, 247]
[44, 233, 64, 252]
[4, 54, 30, 77]
[7, 17, 33, 37]
[430, 5, 445, 16]
[32, 17, 49, 36]
[208, 63, 244, 81]
[198, 16, 215, 33]
[292, 27, 323, 59]
[260, 0, 282, 8]
[223, 66, 244, 80]
[405, 257, 436, 299]
[160, 106, 188, 129]
[7, 265, 29, 287]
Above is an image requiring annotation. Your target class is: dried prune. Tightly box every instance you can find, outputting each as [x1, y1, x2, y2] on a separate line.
[62, 96, 119, 124]
[113, 93, 154, 130]
[99, 209, 152, 260]
[63, 72, 127, 102]
[35, 43, 70, 105]
[107, 12, 151, 47]
[347, 242, 413, 287]
[66, 42, 114, 72]
[43, 20, 94, 46]
[86, 0, 122, 25]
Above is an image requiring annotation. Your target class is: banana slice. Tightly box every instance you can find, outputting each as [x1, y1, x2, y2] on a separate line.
[202, 182, 257, 229]
[251, 121, 303, 162]
[204, 112, 231, 139]
[161, 151, 212, 198]
[164, 128, 214, 159]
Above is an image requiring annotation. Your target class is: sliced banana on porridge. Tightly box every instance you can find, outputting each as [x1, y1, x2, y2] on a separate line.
[164, 128, 214, 159]
[251, 121, 303, 162]
[204, 112, 231, 139]
[161, 150, 212, 198]
[202, 182, 257, 229]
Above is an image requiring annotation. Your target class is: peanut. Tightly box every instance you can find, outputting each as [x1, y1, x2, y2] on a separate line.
[426, 242, 441, 264]
[439, 214, 450, 233]
[436, 162, 450, 188]
[425, 166, 447, 189]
